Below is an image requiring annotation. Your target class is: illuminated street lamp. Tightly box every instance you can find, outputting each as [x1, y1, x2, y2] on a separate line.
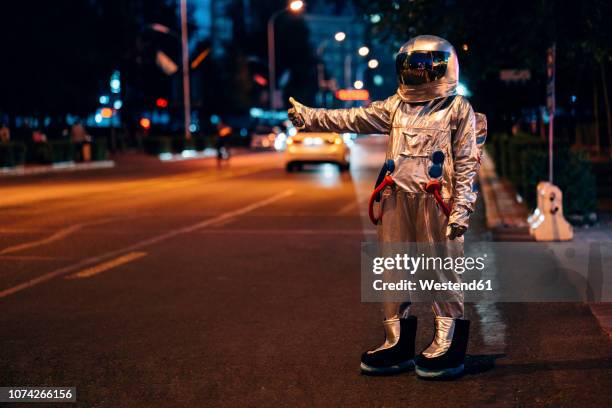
[354, 80, 364, 89]
[367, 59, 379, 69]
[289, 0, 304, 11]
[334, 31, 346, 42]
[358, 46, 370, 57]
[268, 1, 305, 109]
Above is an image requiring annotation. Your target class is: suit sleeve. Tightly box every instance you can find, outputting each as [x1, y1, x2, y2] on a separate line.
[449, 97, 479, 228]
[295, 95, 398, 134]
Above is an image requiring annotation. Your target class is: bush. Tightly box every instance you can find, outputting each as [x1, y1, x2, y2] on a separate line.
[143, 137, 172, 155]
[194, 135, 214, 151]
[490, 132, 597, 217]
[506, 133, 546, 194]
[92, 137, 109, 161]
[49, 141, 74, 163]
[27, 142, 52, 163]
[491, 133, 510, 178]
[171, 137, 195, 153]
[0, 142, 27, 167]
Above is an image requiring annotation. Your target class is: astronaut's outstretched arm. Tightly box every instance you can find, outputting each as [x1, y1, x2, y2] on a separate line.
[288, 96, 397, 134]
[449, 98, 479, 230]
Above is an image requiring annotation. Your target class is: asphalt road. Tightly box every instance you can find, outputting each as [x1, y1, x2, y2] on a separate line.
[1, 139, 611, 407]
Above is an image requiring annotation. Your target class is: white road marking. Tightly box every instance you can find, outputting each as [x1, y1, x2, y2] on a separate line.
[0, 225, 83, 255]
[0, 255, 67, 261]
[0, 216, 134, 255]
[335, 197, 369, 215]
[0, 190, 293, 299]
[66, 252, 147, 279]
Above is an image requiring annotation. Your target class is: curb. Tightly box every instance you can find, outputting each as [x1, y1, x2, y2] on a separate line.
[589, 303, 612, 339]
[479, 151, 612, 338]
[0, 160, 115, 177]
[478, 152, 531, 241]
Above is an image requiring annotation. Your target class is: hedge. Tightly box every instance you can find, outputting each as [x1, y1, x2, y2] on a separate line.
[143, 136, 172, 155]
[92, 137, 109, 161]
[488, 132, 597, 217]
[0, 142, 27, 168]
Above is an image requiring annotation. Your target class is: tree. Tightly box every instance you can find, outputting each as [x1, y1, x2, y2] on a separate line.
[354, 0, 611, 148]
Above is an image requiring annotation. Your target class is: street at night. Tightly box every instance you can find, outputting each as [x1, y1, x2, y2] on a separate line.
[1, 0, 612, 406]
[1, 141, 610, 406]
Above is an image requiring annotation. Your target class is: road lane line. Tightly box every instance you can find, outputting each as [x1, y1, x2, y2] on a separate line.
[0, 255, 68, 261]
[0, 225, 82, 255]
[66, 252, 147, 279]
[335, 197, 369, 215]
[0, 190, 293, 299]
[0, 216, 134, 255]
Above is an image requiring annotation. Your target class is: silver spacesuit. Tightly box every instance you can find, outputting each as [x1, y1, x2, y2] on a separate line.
[289, 35, 484, 378]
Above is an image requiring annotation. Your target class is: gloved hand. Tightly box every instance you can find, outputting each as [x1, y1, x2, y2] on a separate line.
[288, 97, 306, 128]
[446, 223, 467, 240]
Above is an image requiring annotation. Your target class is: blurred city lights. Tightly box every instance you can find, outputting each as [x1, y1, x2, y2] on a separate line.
[110, 70, 121, 94]
[373, 75, 384, 86]
[353, 80, 364, 89]
[189, 124, 197, 132]
[100, 107, 113, 118]
[210, 114, 221, 124]
[113, 100, 123, 109]
[336, 89, 370, 101]
[457, 82, 471, 97]
[334, 32, 346, 42]
[358, 46, 370, 56]
[462, 43, 469, 51]
[150, 23, 171, 34]
[99, 95, 109, 104]
[368, 59, 379, 69]
[288, 0, 304, 12]
[253, 74, 268, 86]
[94, 113, 103, 124]
[139, 117, 151, 129]
[370, 14, 381, 23]
[156, 98, 169, 108]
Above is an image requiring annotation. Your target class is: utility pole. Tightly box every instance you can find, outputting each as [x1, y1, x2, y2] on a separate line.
[180, 0, 191, 141]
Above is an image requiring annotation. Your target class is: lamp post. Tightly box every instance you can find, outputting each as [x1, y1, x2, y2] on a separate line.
[180, 0, 191, 141]
[268, 0, 304, 110]
[150, 1, 191, 142]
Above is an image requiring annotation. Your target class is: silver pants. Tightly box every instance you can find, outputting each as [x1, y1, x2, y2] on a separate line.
[378, 188, 464, 320]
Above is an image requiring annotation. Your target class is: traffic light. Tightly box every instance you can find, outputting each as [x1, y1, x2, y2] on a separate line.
[156, 98, 169, 109]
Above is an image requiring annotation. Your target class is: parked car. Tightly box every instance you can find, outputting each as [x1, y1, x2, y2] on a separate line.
[284, 132, 350, 172]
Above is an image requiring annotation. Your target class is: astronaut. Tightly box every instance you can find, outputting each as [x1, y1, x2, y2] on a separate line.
[289, 35, 485, 379]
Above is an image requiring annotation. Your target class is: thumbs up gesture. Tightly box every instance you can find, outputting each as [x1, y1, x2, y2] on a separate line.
[288, 97, 306, 129]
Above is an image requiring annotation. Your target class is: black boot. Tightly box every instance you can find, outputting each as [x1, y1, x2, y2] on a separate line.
[360, 316, 417, 375]
[415, 317, 470, 379]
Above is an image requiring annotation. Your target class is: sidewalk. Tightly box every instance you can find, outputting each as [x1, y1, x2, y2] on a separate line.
[0, 160, 115, 177]
[478, 151, 612, 338]
[0, 147, 256, 177]
[479, 152, 532, 241]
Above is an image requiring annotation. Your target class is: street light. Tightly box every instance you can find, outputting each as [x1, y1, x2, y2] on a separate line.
[334, 31, 346, 42]
[180, 0, 191, 141]
[367, 59, 379, 69]
[268, 1, 305, 110]
[358, 46, 370, 57]
[354, 80, 364, 89]
[289, 0, 304, 11]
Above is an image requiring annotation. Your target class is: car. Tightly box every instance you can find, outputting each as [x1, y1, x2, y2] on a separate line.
[284, 132, 350, 172]
[250, 126, 286, 151]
